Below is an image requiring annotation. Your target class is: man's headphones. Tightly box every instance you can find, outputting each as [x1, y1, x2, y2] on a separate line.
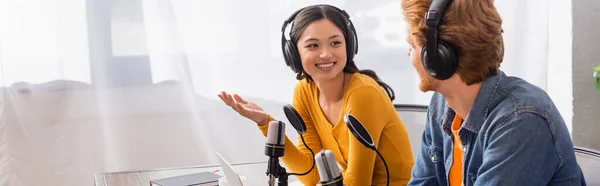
[421, 0, 458, 80]
[281, 5, 359, 74]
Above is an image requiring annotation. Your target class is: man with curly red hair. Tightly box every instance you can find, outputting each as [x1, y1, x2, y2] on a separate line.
[401, 0, 587, 185]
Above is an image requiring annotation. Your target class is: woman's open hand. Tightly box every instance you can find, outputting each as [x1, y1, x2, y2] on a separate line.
[218, 91, 270, 125]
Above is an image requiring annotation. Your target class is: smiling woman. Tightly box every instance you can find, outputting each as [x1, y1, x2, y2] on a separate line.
[218, 4, 415, 186]
[285, 5, 396, 102]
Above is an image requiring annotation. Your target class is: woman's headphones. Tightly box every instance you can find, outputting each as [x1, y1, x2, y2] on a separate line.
[280, 5, 359, 74]
[421, 0, 459, 80]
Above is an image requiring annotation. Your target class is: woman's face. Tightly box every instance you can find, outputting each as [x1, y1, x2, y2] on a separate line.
[296, 18, 347, 82]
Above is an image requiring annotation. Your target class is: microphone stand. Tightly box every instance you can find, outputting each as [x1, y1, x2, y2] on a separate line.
[266, 133, 316, 186]
[277, 166, 289, 186]
[265, 159, 289, 186]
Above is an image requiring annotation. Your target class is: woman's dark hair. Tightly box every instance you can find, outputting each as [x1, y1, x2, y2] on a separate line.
[290, 5, 395, 101]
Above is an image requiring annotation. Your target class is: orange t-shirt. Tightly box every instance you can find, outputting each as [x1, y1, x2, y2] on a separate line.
[449, 114, 464, 186]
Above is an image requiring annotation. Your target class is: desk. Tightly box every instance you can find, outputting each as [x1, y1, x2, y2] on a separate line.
[94, 161, 301, 186]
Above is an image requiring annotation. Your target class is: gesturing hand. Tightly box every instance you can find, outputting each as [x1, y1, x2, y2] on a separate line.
[218, 91, 270, 125]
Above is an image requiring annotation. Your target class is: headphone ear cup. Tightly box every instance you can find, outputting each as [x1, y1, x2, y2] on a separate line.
[283, 40, 302, 73]
[420, 40, 459, 80]
[437, 40, 458, 79]
[420, 44, 438, 78]
[346, 28, 357, 61]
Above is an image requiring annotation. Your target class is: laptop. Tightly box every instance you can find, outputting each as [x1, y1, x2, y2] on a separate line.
[215, 152, 244, 186]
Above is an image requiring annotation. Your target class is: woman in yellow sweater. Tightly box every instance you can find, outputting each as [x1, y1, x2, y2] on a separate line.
[218, 4, 414, 185]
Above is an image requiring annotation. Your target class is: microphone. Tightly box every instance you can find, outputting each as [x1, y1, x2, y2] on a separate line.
[260, 104, 316, 185]
[265, 120, 285, 157]
[344, 114, 389, 186]
[265, 120, 286, 186]
[315, 150, 343, 186]
[283, 104, 307, 134]
[282, 104, 316, 177]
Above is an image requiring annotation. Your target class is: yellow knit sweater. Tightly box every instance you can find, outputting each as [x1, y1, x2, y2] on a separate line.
[258, 73, 414, 185]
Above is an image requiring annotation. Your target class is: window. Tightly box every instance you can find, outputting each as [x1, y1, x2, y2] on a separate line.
[0, 0, 91, 86]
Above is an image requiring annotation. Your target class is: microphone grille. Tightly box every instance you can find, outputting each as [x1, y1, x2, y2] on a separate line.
[315, 149, 341, 181]
[266, 120, 285, 146]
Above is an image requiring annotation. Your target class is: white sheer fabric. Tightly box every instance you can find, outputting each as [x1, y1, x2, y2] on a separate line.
[0, 0, 571, 185]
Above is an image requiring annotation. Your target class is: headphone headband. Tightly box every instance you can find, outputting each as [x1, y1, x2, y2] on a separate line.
[281, 8, 303, 33]
[281, 4, 355, 48]
[425, 0, 453, 67]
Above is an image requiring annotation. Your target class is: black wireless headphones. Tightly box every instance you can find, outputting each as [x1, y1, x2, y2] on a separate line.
[280, 5, 359, 74]
[421, 0, 458, 80]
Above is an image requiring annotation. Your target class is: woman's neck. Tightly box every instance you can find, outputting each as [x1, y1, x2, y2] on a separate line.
[315, 73, 349, 104]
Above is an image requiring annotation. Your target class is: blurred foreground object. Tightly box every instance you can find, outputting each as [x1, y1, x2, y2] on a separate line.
[594, 64, 600, 92]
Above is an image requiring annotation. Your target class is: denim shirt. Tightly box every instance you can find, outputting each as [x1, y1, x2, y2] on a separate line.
[408, 71, 586, 186]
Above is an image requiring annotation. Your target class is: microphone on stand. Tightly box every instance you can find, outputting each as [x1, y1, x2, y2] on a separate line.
[282, 104, 316, 176]
[344, 114, 390, 186]
[315, 150, 343, 186]
[265, 121, 286, 186]
[262, 105, 317, 186]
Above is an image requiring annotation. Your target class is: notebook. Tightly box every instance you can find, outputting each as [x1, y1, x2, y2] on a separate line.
[149, 171, 221, 186]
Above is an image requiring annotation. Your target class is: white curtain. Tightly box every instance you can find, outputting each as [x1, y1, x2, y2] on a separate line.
[0, 0, 570, 185]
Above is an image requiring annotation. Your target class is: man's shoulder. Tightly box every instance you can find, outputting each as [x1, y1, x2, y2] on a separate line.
[478, 75, 571, 148]
[490, 75, 558, 120]
[498, 76, 552, 105]
[427, 75, 563, 130]
[485, 76, 576, 167]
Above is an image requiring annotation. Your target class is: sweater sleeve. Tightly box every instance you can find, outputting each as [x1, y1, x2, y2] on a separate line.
[341, 86, 388, 186]
[256, 82, 323, 185]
